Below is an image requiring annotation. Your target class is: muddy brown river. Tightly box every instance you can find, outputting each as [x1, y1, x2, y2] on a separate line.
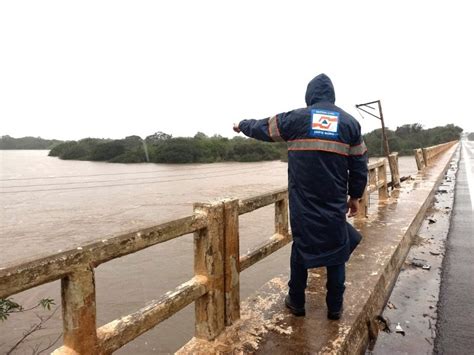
[0, 150, 417, 354]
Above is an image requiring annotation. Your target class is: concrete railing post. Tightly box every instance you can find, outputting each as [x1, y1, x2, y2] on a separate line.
[378, 161, 389, 200]
[422, 148, 429, 167]
[357, 188, 369, 218]
[61, 266, 98, 354]
[369, 167, 377, 190]
[223, 199, 240, 326]
[388, 152, 400, 188]
[275, 195, 289, 237]
[193, 202, 225, 340]
[357, 166, 373, 219]
[414, 148, 425, 171]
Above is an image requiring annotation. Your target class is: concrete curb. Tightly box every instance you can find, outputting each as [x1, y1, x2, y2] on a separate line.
[341, 145, 459, 354]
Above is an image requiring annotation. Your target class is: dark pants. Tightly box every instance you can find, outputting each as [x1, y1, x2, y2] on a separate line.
[288, 222, 362, 312]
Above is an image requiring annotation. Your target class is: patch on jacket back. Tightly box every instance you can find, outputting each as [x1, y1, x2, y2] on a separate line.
[309, 109, 340, 139]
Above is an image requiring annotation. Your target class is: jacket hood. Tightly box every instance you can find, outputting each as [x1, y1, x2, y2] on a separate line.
[305, 74, 336, 106]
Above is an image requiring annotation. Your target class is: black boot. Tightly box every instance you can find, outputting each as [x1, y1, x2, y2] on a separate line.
[285, 294, 306, 317]
[327, 307, 343, 320]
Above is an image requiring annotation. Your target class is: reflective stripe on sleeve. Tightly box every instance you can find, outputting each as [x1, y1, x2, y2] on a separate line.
[287, 139, 350, 156]
[268, 115, 285, 142]
[349, 141, 367, 156]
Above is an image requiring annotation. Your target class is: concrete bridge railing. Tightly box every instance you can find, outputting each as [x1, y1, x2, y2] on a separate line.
[414, 140, 458, 170]
[0, 141, 458, 354]
[0, 214, 210, 354]
[0, 188, 292, 354]
[357, 156, 390, 218]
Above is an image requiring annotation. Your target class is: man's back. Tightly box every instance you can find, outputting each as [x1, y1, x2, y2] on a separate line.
[235, 73, 368, 319]
[236, 73, 368, 268]
[280, 102, 364, 212]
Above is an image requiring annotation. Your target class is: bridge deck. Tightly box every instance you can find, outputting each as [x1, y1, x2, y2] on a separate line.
[178, 145, 458, 354]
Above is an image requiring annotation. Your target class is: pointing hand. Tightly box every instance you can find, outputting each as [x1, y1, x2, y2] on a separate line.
[233, 123, 241, 133]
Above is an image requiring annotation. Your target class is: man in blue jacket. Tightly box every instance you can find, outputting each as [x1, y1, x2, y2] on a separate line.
[233, 73, 368, 320]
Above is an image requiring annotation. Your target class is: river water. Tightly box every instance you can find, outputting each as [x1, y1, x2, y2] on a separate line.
[0, 151, 417, 354]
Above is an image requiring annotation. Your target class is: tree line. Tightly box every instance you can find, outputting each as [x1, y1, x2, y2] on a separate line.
[48, 132, 286, 163]
[363, 123, 463, 157]
[0, 135, 62, 150]
[2, 123, 463, 162]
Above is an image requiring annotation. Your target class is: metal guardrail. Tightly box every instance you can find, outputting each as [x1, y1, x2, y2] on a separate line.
[0, 142, 457, 353]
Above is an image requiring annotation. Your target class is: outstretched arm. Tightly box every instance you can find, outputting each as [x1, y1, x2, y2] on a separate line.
[233, 115, 286, 142]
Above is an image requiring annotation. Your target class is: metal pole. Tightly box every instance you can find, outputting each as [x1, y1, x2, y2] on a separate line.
[377, 100, 391, 157]
[356, 100, 399, 187]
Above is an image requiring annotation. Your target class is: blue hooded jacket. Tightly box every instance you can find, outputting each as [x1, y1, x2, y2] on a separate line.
[239, 74, 368, 268]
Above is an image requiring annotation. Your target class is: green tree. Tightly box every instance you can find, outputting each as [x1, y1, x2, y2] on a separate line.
[145, 131, 172, 143]
[1, 297, 60, 354]
[89, 141, 126, 161]
[364, 124, 463, 157]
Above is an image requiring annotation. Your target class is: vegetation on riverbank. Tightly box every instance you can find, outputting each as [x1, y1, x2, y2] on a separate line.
[48, 132, 286, 163]
[363, 124, 462, 157]
[0, 135, 62, 150]
[4, 123, 462, 162]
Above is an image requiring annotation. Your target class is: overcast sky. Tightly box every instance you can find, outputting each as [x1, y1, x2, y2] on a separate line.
[1, 1, 473, 140]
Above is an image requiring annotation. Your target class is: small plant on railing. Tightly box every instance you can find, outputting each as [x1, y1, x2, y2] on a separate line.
[1, 297, 61, 355]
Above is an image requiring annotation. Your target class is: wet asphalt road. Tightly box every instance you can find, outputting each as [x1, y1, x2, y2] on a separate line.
[369, 147, 458, 355]
[435, 140, 474, 354]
